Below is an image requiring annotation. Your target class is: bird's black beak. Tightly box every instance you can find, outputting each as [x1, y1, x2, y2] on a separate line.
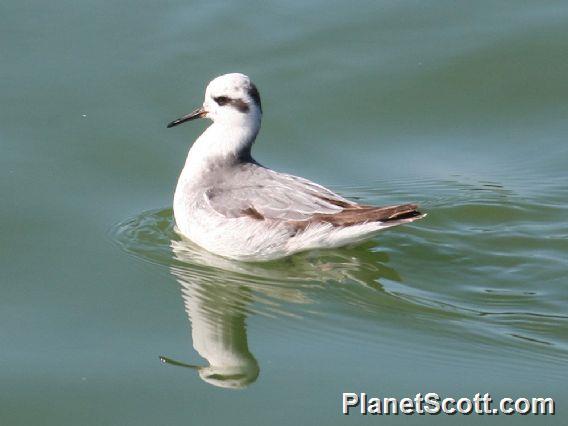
[159, 356, 203, 370]
[166, 106, 207, 128]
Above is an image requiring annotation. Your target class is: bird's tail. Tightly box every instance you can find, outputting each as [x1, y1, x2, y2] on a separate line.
[309, 203, 425, 227]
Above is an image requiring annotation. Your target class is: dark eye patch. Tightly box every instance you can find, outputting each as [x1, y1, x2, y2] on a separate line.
[213, 95, 250, 113]
[213, 96, 230, 106]
[232, 99, 249, 113]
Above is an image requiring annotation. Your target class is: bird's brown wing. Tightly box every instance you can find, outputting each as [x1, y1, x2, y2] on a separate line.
[292, 203, 422, 229]
[205, 165, 422, 226]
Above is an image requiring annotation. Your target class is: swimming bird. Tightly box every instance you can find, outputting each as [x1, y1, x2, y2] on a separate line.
[167, 73, 424, 261]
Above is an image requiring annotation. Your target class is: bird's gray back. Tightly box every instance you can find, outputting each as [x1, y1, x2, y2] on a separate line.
[203, 162, 354, 221]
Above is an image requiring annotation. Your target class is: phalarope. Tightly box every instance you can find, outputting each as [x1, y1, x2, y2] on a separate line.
[167, 73, 424, 261]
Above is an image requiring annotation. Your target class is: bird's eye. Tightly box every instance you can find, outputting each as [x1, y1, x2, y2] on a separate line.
[213, 96, 230, 106]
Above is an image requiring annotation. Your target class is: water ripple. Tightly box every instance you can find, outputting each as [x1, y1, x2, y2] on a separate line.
[110, 175, 568, 369]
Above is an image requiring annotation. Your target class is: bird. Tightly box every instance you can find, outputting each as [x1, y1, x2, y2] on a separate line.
[167, 73, 424, 261]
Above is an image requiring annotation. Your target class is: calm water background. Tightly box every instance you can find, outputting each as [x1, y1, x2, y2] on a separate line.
[2, 0, 567, 424]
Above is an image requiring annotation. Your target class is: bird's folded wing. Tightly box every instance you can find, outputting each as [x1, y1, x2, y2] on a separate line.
[204, 169, 354, 221]
[204, 166, 422, 226]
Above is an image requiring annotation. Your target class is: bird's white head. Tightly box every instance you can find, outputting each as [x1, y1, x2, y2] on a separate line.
[167, 73, 262, 130]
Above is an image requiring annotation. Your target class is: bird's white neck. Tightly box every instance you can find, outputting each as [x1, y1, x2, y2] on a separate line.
[181, 120, 260, 180]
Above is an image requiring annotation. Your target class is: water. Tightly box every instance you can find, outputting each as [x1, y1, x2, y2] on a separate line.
[2, 0, 567, 424]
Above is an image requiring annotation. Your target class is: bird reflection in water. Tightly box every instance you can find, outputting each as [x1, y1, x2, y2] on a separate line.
[160, 237, 400, 389]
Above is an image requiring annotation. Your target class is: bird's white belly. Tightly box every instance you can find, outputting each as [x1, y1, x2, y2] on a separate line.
[173, 184, 291, 261]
